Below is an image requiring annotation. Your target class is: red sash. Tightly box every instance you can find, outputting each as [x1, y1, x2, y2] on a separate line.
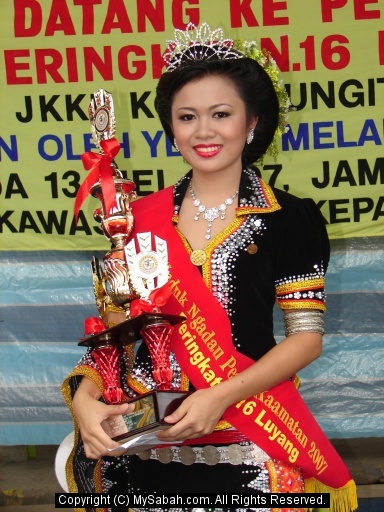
[131, 187, 357, 510]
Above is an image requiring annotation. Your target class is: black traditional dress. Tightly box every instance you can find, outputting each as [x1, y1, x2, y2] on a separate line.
[62, 168, 330, 512]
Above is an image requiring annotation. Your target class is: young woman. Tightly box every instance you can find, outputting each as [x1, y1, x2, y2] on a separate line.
[63, 23, 356, 512]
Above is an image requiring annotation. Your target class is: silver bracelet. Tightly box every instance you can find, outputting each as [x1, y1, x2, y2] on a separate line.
[284, 310, 325, 337]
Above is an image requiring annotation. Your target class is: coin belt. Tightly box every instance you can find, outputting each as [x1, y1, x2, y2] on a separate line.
[137, 443, 269, 466]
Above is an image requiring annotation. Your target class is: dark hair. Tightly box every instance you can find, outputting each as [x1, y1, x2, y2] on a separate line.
[155, 50, 279, 164]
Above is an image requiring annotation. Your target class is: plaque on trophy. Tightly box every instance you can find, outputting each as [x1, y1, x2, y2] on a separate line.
[101, 390, 189, 454]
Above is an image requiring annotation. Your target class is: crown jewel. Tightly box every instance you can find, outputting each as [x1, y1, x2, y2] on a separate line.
[163, 23, 242, 72]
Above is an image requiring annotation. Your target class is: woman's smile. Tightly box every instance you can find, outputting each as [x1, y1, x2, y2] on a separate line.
[193, 144, 223, 157]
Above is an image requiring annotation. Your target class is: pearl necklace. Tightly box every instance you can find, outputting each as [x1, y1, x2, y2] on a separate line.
[189, 182, 239, 240]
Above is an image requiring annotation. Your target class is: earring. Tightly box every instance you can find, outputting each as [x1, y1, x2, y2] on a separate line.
[174, 138, 179, 152]
[247, 129, 254, 145]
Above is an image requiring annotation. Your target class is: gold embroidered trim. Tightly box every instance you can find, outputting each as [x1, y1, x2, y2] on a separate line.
[180, 371, 190, 391]
[65, 427, 80, 496]
[215, 419, 232, 430]
[94, 460, 109, 512]
[278, 300, 326, 312]
[292, 374, 301, 389]
[276, 278, 325, 294]
[126, 374, 152, 394]
[61, 366, 105, 502]
[61, 367, 105, 500]
[123, 344, 135, 372]
[61, 365, 105, 414]
[237, 178, 281, 215]
[94, 459, 103, 492]
[175, 226, 192, 253]
[127, 370, 191, 394]
[202, 217, 245, 291]
[266, 459, 279, 493]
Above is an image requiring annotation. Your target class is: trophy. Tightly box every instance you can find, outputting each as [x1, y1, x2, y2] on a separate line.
[75, 89, 187, 446]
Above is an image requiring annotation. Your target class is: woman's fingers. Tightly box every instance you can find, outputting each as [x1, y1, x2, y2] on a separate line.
[76, 401, 132, 458]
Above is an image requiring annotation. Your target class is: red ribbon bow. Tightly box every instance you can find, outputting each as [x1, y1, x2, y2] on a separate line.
[74, 138, 121, 220]
[84, 316, 106, 336]
[130, 282, 173, 317]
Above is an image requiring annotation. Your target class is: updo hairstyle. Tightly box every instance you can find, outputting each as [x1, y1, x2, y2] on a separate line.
[155, 47, 279, 165]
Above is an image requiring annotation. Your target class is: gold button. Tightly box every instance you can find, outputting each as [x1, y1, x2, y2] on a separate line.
[190, 249, 207, 266]
[247, 244, 258, 254]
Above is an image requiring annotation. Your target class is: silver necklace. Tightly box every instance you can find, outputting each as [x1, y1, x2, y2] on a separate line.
[189, 182, 239, 240]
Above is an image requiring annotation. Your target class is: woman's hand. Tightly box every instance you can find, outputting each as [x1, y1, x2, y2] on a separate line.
[157, 330, 322, 444]
[72, 377, 131, 459]
[156, 387, 228, 442]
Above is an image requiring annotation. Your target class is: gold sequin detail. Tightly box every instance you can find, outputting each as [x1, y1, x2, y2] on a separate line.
[276, 278, 325, 294]
[279, 300, 326, 311]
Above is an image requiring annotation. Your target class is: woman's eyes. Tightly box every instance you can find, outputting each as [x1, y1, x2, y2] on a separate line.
[214, 111, 230, 118]
[179, 111, 230, 121]
[179, 114, 195, 121]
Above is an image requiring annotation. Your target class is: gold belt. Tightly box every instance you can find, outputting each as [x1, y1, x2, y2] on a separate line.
[137, 443, 269, 466]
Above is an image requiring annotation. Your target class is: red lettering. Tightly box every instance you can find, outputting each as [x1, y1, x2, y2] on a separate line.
[45, 0, 75, 35]
[13, 0, 203, 38]
[36, 49, 65, 83]
[172, 0, 200, 29]
[379, 31, 384, 65]
[118, 45, 146, 80]
[299, 36, 316, 71]
[230, 0, 259, 27]
[138, 0, 165, 32]
[321, 0, 348, 22]
[4, 43, 188, 85]
[4, 49, 32, 84]
[73, 0, 102, 34]
[66, 48, 79, 82]
[14, 0, 42, 37]
[354, 0, 380, 19]
[102, 0, 133, 33]
[84, 46, 113, 81]
[260, 35, 290, 72]
[262, 0, 289, 25]
[321, 34, 350, 70]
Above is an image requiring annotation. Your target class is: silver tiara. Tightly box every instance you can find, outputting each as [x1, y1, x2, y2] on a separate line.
[163, 23, 243, 72]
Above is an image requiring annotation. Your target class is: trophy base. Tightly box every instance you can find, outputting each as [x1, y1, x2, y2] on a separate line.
[78, 313, 185, 348]
[102, 390, 190, 454]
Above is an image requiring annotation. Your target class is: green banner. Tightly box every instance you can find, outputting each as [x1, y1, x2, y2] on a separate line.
[1, 0, 383, 250]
